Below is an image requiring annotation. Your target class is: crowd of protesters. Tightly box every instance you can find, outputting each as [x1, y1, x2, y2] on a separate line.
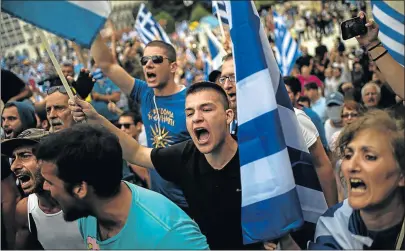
[1, 1, 404, 250]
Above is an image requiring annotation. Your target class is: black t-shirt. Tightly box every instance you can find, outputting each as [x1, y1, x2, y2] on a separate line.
[151, 139, 262, 250]
[1, 69, 26, 103]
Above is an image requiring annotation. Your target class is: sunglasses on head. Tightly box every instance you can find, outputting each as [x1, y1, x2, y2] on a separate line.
[46, 85, 75, 96]
[140, 55, 172, 66]
[118, 123, 133, 129]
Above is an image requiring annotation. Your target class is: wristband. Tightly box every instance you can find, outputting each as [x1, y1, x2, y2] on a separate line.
[373, 50, 388, 61]
[367, 42, 382, 52]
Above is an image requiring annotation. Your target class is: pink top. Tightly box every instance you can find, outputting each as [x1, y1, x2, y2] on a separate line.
[297, 75, 324, 94]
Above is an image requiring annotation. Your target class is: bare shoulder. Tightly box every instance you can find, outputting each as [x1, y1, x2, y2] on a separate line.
[15, 197, 28, 228]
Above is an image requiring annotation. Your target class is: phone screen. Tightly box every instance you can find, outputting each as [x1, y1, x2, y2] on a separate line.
[341, 17, 367, 40]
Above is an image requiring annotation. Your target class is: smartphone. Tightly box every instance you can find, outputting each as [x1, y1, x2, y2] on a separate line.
[341, 16, 367, 40]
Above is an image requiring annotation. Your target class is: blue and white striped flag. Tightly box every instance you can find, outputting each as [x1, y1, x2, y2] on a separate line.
[224, 1, 328, 244]
[1, 1, 111, 48]
[371, 1, 404, 66]
[204, 27, 226, 70]
[212, 1, 229, 25]
[273, 11, 301, 76]
[134, 3, 172, 45]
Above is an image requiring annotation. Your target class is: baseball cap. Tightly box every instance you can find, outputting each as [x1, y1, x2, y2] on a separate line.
[208, 69, 222, 82]
[326, 92, 344, 106]
[1, 129, 50, 157]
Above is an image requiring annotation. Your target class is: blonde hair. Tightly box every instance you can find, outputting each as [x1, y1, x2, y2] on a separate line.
[336, 109, 404, 173]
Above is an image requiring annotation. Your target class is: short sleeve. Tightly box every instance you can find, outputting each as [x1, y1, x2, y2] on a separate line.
[156, 222, 209, 250]
[130, 79, 149, 104]
[77, 218, 85, 240]
[295, 109, 319, 149]
[150, 141, 189, 185]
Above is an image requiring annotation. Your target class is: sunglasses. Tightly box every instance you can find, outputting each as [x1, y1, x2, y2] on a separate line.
[341, 113, 359, 119]
[140, 55, 172, 66]
[118, 123, 134, 129]
[47, 85, 75, 96]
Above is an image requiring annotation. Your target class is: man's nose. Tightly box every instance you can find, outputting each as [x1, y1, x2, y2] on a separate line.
[48, 108, 57, 119]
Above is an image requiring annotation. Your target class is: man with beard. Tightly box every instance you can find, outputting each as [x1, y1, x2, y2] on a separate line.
[1, 129, 85, 249]
[91, 36, 190, 213]
[1, 101, 36, 139]
[45, 86, 76, 132]
[35, 124, 208, 250]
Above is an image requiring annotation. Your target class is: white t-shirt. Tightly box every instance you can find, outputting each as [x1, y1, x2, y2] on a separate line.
[324, 119, 343, 146]
[294, 108, 319, 149]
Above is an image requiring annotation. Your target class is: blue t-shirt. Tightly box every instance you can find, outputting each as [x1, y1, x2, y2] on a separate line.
[303, 107, 328, 150]
[78, 182, 209, 250]
[91, 78, 121, 122]
[130, 79, 190, 208]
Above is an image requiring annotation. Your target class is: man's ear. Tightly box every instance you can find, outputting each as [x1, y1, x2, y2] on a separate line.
[73, 181, 88, 199]
[135, 122, 143, 132]
[170, 61, 178, 73]
[225, 108, 234, 125]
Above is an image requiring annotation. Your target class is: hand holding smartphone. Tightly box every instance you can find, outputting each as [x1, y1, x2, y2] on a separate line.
[341, 16, 367, 40]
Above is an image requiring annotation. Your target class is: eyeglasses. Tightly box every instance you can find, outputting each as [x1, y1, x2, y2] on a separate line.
[342, 113, 359, 119]
[218, 75, 236, 85]
[118, 123, 134, 129]
[140, 55, 172, 66]
[46, 85, 75, 96]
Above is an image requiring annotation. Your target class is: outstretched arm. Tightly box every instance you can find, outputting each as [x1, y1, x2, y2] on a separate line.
[356, 11, 404, 99]
[69, 97, 154, 168]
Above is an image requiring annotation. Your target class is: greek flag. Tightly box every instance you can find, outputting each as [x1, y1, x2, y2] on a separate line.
[134, 3, 171, 45]
[212, 1, 229, 25]
[371, 1, 404, 66]
[273, 11, 301, 76]
[224, 1, 327, 244]
[204, 27, 226, 70]
[1, 1, 111, 48]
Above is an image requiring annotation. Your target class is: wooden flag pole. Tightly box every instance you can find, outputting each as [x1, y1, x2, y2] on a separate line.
[38, 29, 75, 100]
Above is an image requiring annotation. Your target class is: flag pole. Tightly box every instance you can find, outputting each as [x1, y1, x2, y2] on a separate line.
[38, 29, 76, 100]
[213, 1, 226, 43]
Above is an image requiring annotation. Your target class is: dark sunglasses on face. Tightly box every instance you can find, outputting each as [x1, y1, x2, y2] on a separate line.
[46, 85, 75, 96]
[140, 55, 172, 66]
[342, 113, 359, 119]
[119, 123, 134, 129]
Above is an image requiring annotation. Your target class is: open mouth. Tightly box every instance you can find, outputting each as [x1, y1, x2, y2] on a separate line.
[17, 174, 32, 188]
[194, 128, 210, 144]
[146, 72, 157, 82]
[349, 178, 367, 192]
[228, 93, 236, 101]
